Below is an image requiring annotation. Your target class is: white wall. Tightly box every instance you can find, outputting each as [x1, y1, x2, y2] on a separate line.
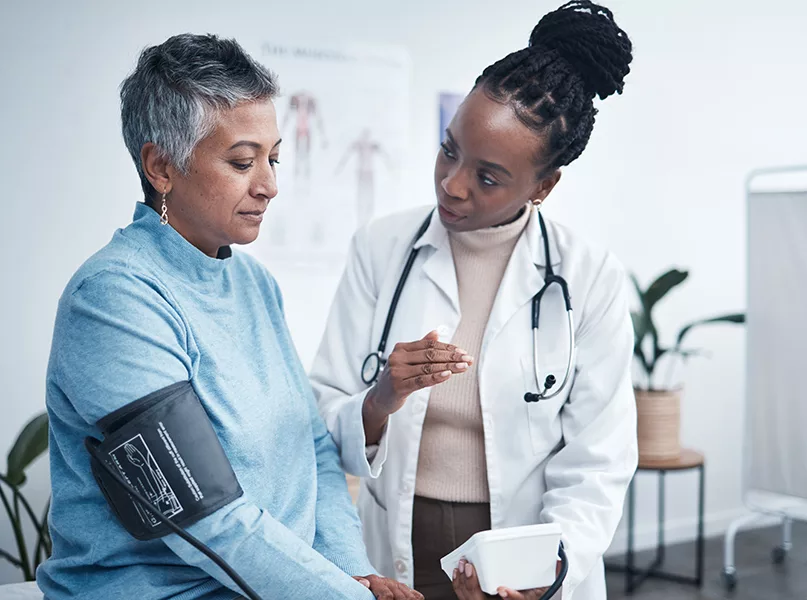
[2, 0, 806, 584]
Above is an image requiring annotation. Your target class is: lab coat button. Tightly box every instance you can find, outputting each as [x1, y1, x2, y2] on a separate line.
[436, 324, 450, 337]
[402, 483, 412, 494]
[395, 559, 407, 574]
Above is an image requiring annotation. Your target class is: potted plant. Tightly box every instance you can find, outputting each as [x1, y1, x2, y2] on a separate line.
[1, 412, 51, 581]
[631, 269, 745, 461]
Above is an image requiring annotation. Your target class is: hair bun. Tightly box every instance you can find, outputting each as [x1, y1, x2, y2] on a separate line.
[529, 1, 633, 100]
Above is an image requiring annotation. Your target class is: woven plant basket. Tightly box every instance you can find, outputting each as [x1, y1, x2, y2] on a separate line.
[635, 388, 681, 461]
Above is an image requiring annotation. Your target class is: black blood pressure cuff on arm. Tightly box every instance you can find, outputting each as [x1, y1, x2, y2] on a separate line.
[85, 381, 243, 541]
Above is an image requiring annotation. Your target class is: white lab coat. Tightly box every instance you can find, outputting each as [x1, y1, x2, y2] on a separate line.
[310, 205, 638, 600]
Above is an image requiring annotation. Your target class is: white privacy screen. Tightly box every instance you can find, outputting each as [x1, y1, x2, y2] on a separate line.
[746, 191, 807, 498]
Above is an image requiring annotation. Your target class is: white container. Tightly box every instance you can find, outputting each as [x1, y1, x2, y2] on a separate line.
[440, 523, 562, 595]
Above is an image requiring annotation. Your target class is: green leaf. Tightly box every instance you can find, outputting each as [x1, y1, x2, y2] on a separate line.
[675, 313, 746, 348]
[654, 346, 670, 362]
[633, 344, 650, 375]
[630, 274, 654, 378]
[630, 310, 648, 344]
[632, 271, 685, 376]
[643, 269, 688, 314]
[667, 346, 708, 358]
[629, 273, 645, 301]
[631, 305, 655, 379]
[6, 413, 49, 487]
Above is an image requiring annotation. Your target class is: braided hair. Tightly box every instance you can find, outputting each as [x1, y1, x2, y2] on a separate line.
[475, 1, 633, 172]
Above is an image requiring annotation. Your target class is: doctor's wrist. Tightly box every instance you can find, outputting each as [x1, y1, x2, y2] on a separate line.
[362, 389, 390, 446]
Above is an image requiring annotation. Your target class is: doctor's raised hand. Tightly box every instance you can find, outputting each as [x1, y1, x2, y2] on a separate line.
[363, 330, 474, 445]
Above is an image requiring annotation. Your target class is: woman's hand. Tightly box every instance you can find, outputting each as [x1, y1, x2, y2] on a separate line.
[353, 575, 424, 599]
[452, 559, 493, 600]
[363, 330, 473, 444]
[452, 560, 559, 600]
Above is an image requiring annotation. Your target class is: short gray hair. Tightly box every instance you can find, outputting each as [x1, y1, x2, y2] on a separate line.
[120, 33, 279, 199]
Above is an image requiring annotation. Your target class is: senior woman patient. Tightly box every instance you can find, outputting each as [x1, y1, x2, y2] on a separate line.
[37, 33, 420, 600]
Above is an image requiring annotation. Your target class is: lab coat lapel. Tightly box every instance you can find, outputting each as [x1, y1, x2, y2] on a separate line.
[414, 211, 460, 315]
[482, 209, 561, 354]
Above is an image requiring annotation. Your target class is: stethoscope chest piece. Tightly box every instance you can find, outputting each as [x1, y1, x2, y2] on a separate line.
[361, 352, 384, 385]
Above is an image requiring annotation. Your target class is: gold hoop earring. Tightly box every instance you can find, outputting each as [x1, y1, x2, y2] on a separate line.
[160, 190, 169, 226]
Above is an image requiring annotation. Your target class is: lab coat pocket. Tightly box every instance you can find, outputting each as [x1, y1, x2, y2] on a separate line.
[521, 356, 567, 455]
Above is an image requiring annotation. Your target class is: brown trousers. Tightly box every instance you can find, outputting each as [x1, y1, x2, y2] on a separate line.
[412, 495, 492, 600]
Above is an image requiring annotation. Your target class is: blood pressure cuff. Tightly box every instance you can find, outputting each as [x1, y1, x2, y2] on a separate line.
[85, 381, 243, 541]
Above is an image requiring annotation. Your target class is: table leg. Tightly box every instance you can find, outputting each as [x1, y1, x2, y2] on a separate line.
[696, 464, 705, 586]
[658, 471, 666, 565]
[626, 477, 636, 594]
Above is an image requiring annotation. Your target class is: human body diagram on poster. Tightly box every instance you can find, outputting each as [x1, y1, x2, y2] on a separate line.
[251, 43, 410, 265]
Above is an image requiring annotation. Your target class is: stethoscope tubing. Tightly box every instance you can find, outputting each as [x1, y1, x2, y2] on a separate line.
[361, 207, 574, 402]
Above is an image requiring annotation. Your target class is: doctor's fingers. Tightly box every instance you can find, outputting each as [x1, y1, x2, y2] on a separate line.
[392, 348, 474, 367]
[452, 561, 491, 600]
[391, 362, 470, 383]
[388, 368, 454, 395]
[392, 337, 465, 355]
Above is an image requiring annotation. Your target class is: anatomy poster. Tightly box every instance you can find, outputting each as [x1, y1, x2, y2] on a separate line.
[248, 42, 411, 267]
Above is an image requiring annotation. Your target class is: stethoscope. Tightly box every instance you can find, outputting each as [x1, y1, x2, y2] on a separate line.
[361, 206, 575, 403]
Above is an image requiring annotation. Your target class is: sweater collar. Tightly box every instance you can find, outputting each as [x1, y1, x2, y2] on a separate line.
[414, 203, 561, 267]
[126, 202, 232, 283]
[448, 204, 530, 255]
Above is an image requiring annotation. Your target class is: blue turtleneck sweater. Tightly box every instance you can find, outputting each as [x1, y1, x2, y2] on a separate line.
[38, 203, 375, 600]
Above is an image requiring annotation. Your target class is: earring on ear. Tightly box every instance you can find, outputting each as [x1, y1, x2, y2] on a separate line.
[160, 189, 169, 226]
[531, 199, 544, 211]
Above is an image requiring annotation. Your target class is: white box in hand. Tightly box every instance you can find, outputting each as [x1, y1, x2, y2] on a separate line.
[440, 523, 562, 595]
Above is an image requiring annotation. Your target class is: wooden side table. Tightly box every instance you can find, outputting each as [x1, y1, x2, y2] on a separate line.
[605, 448, 705, 595]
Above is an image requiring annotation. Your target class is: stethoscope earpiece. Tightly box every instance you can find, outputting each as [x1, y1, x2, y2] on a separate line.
[522, 374, 559, 403]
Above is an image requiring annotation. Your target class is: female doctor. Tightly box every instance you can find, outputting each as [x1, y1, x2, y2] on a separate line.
[311, 3, 637, 599]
